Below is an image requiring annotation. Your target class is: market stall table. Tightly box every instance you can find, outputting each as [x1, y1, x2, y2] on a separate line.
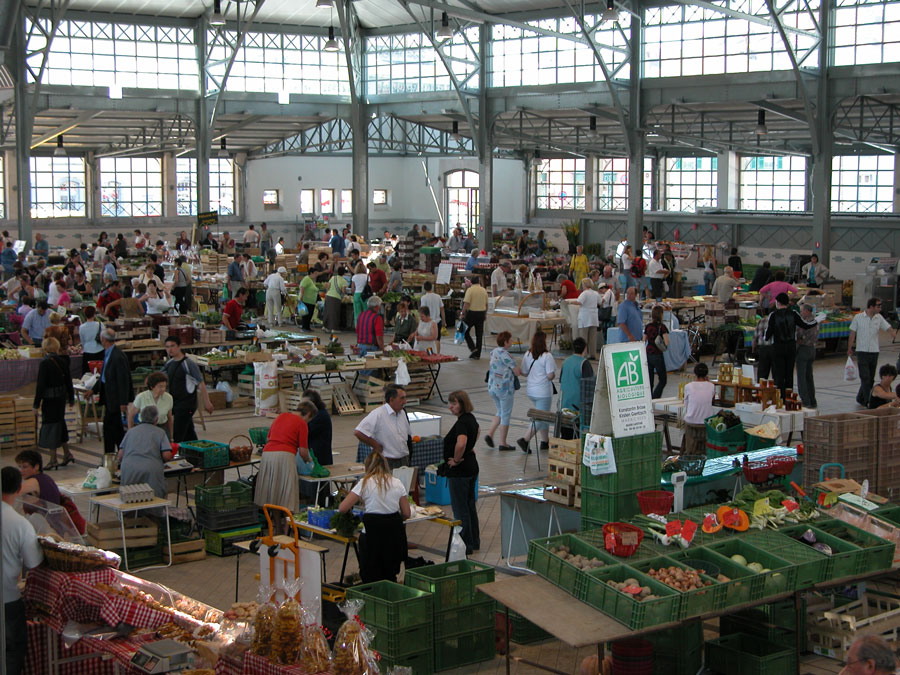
[297, 461, 366, 506]
[89, 494, 173, 571]
[485, 314, 565, 348]
[500, 487, 581, 572]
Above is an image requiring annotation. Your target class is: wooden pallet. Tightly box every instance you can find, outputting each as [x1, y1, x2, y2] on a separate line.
[332, 382, 363, 415]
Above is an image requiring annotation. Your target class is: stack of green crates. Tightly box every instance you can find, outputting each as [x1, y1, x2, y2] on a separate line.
[347, 580, 434, 674]
[580, 431, 662, 530]
[405, 561, 496, 672]
[198, 482, 260, 556]
[719, 598, 806, 654]
[644, 619, 704, 675]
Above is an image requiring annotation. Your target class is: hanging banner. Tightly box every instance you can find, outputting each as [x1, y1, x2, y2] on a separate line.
[601, 341, 655, 438]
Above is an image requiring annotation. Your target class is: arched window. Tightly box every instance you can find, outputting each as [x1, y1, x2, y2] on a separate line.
[444, 170, 479, 235]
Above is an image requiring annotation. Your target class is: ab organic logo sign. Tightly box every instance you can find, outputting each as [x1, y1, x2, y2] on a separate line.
[611, 348, 645, 401]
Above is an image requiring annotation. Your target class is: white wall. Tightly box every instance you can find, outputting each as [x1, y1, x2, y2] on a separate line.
[244, 155, 526, 235]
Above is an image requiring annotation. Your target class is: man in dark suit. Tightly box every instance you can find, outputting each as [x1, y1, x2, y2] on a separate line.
[98, 328, 133, 454]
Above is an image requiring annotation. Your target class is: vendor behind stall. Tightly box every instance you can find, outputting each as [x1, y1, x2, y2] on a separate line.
[223, 287, 248, 329]
[117, 406, 174, 509]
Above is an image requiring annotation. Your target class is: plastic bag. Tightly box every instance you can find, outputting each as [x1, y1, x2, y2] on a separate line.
[83, 466, 112, 490]
[251, 585, 276, 658]
[273, 579, 304, 664]
[454, 320, 467, 345]
[448, 525, 467, 561]
[332, 599, 379, 675]
[296, 302, 309, 317]
[582, 433, 617, 476]
[215, 381, 234, 403]
[395, 360, 411, 386]
[300, 605, 332, 672]
[844, 356, 858, 382]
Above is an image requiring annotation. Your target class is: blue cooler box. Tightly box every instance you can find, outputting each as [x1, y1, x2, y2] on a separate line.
[425, 467, 479, 505]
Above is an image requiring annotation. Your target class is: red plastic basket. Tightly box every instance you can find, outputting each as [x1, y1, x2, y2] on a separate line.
[742, 454, 796, 483]
[603, 522, 645, 557]
[636, 490, 674, 516]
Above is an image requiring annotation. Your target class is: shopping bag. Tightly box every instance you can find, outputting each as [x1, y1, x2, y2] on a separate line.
[844, 356, 858, 383]
[448, 526, 467, 561]
[454, 320, 467, 345]
[582, 433, 617, 476]
[395, 360, 411, 386]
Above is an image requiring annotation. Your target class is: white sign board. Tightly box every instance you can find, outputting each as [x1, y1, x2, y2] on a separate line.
[601, 341, 655, 438]
[436, 262, 453, 285]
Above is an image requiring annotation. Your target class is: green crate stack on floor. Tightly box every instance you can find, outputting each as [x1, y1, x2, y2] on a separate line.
[197, 482, 261, 556]
[719, 597, 806, 653]
[404, 560, 496, 672]
[346, 580, 435, 674]
[643, 619, 704, 675]
[580, 431, 662, 530]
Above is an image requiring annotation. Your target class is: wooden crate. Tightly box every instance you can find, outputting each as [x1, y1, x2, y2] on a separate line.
[807, 592, 900, 661]
[163, 539, 207, 565]
[197, 329, 225, 344]
[279, 389, 305, 413]
[87, 517, 158, 549]
[574, 485, 582, 509]
[542, 482, 575, 506]
[332, 382, 363, 415]
[549, 438, 582, 464]
[547, 459, 579, 486]
[208, 390, 228, 410]
[237, 374, 254, 398]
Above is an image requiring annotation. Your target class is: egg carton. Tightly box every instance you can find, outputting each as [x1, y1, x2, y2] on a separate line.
[119, 483, 156, 503]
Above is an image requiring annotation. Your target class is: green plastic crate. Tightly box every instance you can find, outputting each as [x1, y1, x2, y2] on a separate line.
[113, 544, 164, 569]
[580, 487, 645, 523]
[526, 534, 616, 595]
[671, 547, 757, 608]
[720, 611, 802, 650]
[575, 528, 669, 561]
[581, 454, 661, 493]
[504, 609, 552, 644]
[814, 520, 894, 574]
[705, 539, 796, 599]
[404, 560, 494, 611]
[433, 628, 495, 672]
[646, 619, 703, 655]
[705, 438, 747, 456]
[347, 580, 433, 631]
[629, 555, 725, 619]
[705, 632, 795, 675]
[378, 649, 433, 675]
[435, 598, 494, 637]
[650, 644, 703, 675]
[771, 525, 862, 582]
[180, 440, 230, 468]
[204, 526, 260, 556]
[743, 529, 830, 588]
[706, 415, 745, 444]
[577, 564, 682, 630]
[744, 432, 777, 453]
[195, 481, 252, 511]
[759, 597, 806, 631]
[612, 432, 663, 459]
[369, 622, 432, 659]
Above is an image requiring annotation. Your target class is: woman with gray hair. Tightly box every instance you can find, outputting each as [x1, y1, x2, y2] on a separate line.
[117, 405, 174, 503]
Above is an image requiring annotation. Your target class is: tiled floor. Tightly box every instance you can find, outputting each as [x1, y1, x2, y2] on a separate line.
[9, 327, 894, 673]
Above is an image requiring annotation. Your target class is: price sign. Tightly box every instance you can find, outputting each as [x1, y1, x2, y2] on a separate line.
[681, 519, 698, 544]
[753, 498, 771, 516]
[665, 520, 682, 537]
[781, 499, 799, 512]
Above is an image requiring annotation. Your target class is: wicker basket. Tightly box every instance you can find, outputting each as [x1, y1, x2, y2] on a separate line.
[39, 537, 121, 572]
[229, 434, 254, 463]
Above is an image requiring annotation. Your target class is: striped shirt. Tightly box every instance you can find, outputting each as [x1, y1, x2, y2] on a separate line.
[357, 309, 384, 346]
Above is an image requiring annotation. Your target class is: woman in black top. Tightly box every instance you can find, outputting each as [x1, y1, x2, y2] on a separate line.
[302, 389, 333, 465]
[114, 234, 128, 258]
[643, 305, 670, 399]
[33, 336, 75, 469]
[443, 390, 480, 555]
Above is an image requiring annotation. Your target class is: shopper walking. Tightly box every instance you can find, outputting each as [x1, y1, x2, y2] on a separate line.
[571, 278, 601, 360]
[443, 390, 480, 555]
[263, 266, 288, 327]
[643, 305, 670, 399]
[161, 335, 215, 442]
[765, 293, 818, 399]
[485, 332, 520, 452]
[753, 308, 774, 380]
[351, 262, 368, 326]
[33, 337, 75, 469]
[849, 298, 897, 406]
[461, 275, 488, 359]
[516, 331, 556, 453]
[98, 328, 132, 455]
[299, 272, 318, 330]
[795, 302, 819, 408]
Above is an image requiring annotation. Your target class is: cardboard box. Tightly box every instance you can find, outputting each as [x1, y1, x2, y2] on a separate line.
[208, 390, 228, 410]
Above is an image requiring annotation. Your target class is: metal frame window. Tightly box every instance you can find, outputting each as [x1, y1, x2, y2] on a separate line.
[833, 0, 900, 65]
[99, 157, 162, 217]
[643, 1, 819, 78]
[536, 158, 585, 210]
[31, 19, 197, 90]
[364, 29, 479, 96]
[320, 188, 334, 215]
[832, 154, 895, 213]
[596, 157, 653, 211]
[664, 156, 718, 212]
[30, 156, 86, 218]
[300, 189, 315, 214]
[0, 157, 5, 219]
[340, 189, 352, 215]
[739, 155, 807, 211]
[490, 16, 629, 88]
[373, 189, 388, 206]
[220, 31, 350, 96]
[210, 159, 235, 216]
[445, 169, 480, 233]
[175, 158, 197, 216]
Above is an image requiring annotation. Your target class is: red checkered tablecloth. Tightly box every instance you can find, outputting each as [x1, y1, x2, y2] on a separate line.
[243, 652, 329, 675]
[24, 566, 117, 615]
[217, 652, 246, 675]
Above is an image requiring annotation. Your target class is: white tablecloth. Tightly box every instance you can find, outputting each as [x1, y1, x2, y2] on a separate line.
[606, 327, 691, 371]
[485, 313, 565, 344]
[652, 396, 814, 440]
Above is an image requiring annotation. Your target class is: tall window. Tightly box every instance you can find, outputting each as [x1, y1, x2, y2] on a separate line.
[445, 170, 479, 233]
[832, 155, 895, 213]
[739, 155, 807, 211]
[30, 156, 86, 218]
[596, 158, 653, 211]
[664, 156, 718, 212]
[833, 0, 900, 66]
[340, 189, 352, 215]
[175, 158, 197, 215]
[0, 157, 5, 219]
[300, 189, 314, 214]
[210, 158, 234, 216]
[536, 158, 585, 210]
[99, 157, 163, 217]
[32, 19, 197, 90]
[373, 189, 388, 206]
[320, 189, 334, 215]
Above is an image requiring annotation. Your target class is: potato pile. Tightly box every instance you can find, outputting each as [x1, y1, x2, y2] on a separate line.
[550, 545, 607, 570]
[647, 566, 712, 592]
[605, 577, 660, 602]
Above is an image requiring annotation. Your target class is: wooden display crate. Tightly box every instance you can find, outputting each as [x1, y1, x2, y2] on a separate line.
[549, 438, 582, 464]
[208, 390, 228, 410]
[237, 374, 254, 398]
[278, 389, 304, 413]
[547, 459, 579, 486]
[332, 382, 362, 415]
[543, 481, 575, 506]
[197, 329, 225, 344]
[87, 517, 158, 549]
[808, 592, 900, 662]
[163, 539, 207, 565]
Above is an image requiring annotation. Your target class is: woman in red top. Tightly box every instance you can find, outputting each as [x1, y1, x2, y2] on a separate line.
[254, 400, 317, 528]
[557, 274, 578, 300]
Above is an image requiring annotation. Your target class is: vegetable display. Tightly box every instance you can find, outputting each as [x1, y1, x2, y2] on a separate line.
[549, 545, 607, 569]
[646, 566, 713, 592]
[604, 577, 660, 602]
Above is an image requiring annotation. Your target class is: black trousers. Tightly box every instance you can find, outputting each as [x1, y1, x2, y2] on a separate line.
[172, 287, 190, 314]
[756, 345, 774, 380]
[359, 512, 407, 583]
[302, 301, 315, 330]
[463, 310, 486, 356]
[771, 341, 796, 398]
[5, 600, 26, 675]
[172, 406, 198, 443]
[103, 406, 125, 454]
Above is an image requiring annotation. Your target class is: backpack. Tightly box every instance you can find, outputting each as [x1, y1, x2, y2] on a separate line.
[631, 257, 647, 278]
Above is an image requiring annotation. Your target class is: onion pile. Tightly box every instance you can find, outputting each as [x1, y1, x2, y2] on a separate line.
[647, 566, 712, 591]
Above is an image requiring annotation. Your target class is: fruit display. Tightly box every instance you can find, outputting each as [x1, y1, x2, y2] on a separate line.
[0, 348, 21, 360]
[646, 566, 713, 592]
[604, 577, 660, 602]
[549, 545, 607, 569]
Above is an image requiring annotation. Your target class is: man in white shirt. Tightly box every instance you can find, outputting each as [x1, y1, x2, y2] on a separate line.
[354, 384, 411, 470]
[243, 225, 261, 245]
[681, 363, 715, 455]
[647, 250, 669, 301]
[491, 260, 511, 297]
[712, 266, 739, 304]
[3, 466, 44, 675]
[849, 297, 897, 406]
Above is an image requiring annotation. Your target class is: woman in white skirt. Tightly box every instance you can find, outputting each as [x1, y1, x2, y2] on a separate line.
[410, 306, 439, 352]
[254, 400, 317, 531]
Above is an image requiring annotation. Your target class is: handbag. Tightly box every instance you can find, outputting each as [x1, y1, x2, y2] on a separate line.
[598, 306, 612, 322]
[654, 328, 668, 353]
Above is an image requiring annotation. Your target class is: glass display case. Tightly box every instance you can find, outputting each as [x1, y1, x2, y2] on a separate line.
[16, 494, 83, 544]
[492, 291, 550, 316]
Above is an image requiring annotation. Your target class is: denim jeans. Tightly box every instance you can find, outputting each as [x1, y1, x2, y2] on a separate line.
[448, 474, 480, 553]
[528, 395, 552, 431]
[647, 352, 667, 399]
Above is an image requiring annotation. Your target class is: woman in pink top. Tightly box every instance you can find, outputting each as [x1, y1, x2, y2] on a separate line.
[758, 270, 796, 308]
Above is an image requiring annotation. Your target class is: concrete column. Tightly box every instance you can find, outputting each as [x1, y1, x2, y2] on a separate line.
[584, 155, 595, 214]
[163, 153, 178, 218]
[351, 101, 369, 240]
[87, 151, 99, 220]
[893, 154, 900, 214]
[627, 137, 645, 248]
[477, 26, 492, 251]
[810, 0, 832, 261]
[10, 17, 31, 242]
[717, 150, 739, 210]
[196, 20, 210, 219]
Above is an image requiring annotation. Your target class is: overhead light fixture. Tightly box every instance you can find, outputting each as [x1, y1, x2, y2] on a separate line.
[316, 0, 333, 7]
[436, 12, 454, 39]
[602, 0, 619, 23]
[589, 116, 597, 133]
[531, 149, 542, 167]
[219, 137, 228, 157]
[451, 120, 460, 141]
[278, 90, 290, 105]
[210, 0, 226, 27]
[54, 135, 65, 157]
[756, 109, 767, 135]
[323, 26, 340, 52]
[108, 83, 122, 99]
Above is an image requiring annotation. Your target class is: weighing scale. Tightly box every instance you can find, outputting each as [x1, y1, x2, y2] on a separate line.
[670, 471, 688, 513]
[130, 639, 194, 673]
[165, 459, 195, 473]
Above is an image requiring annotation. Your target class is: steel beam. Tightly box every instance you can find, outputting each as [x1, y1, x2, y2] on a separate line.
[30, 110, 101, 148]
[809, 0, 832, 262]
[11, 13, 31, 242]
[478, 25, 492, 250]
